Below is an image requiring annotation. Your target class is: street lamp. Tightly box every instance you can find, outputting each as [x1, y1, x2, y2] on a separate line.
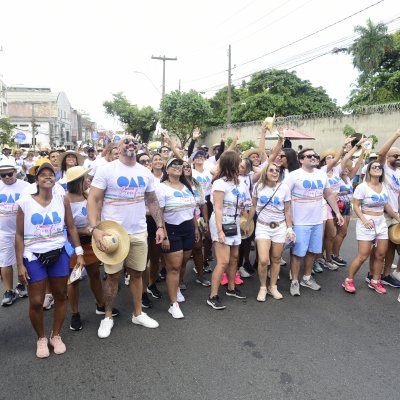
[133, 71, 162, 95]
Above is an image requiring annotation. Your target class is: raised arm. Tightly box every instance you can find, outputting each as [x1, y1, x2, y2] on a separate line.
[268, 126, 285, 164]
[188, 127, 201, 158]
[162, 131, 182, 160]
[377, 128, 400, 164]
[340, 137, 366, 170]
[348, 148, 366, 180]
[215, 132, 226, 161]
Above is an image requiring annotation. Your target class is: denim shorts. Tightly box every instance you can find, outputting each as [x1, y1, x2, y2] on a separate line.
[292, 224, 323, 257]
[163, 219, 196, 253]
[24, 248, 70, 283]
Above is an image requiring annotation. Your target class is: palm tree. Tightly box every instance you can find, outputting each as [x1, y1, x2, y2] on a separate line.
[349, 18, 392, 75]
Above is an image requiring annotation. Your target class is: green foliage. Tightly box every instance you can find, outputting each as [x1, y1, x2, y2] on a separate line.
[346, 22, 400, 107]
[348, 18, 391, 76]
[160, 90, 212, 146]
[103, 92, 158, 143]
[0, 117, 15, 146]
[207, 69, 338, 126]
[239, 140, 257, 151]
[368, 134, 378, 148]
[343, 124, 356, 137]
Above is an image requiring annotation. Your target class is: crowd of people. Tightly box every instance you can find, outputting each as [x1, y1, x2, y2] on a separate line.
[1, 124, 400, 359]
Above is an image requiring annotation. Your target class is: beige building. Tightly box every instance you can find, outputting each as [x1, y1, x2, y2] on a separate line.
[0, 78, 7, 117]
[7, 87, 75, 148]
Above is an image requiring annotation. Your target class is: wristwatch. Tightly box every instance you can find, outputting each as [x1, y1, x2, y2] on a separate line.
[157, 226, 164, 229]
[88, 225, 98, 234]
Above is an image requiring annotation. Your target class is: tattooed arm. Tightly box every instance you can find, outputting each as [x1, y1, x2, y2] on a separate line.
[145, 190, 165, 244]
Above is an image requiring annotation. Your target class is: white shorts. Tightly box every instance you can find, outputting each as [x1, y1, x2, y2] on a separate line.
[255, 221, 287, 243]
[356, 215, 388, 241]
[209, 213, 241, 246]
[0, 236, 16, 267]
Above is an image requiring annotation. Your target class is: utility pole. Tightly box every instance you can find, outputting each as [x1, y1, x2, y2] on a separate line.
[31, 103, 36, 147]
[227, 44, 232, 125]
[151, 55, 177, 97]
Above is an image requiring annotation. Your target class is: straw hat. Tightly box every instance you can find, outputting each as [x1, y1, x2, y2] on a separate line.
[240, 214, 255, 240]
[242, 148, 262, 159]
[320, 148, 336, 161]
[389, 224, 400, 245]
[28, 158, 52, 175]
[59, 166, 91, 184]
[58, 150, 84, 167]
[91, 221, 130, 265]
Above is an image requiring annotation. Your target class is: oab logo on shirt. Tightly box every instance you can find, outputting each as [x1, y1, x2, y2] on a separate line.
[81, 206, 87, 216]
[260, 195, 280, 206]
[31, 212, 62, 236]
[173, 188, 194, 205]
[302, 180, 324, 189]
[117, 175, 146, 196]
[0, 192, 21, 215]
[389, 174, 400, 192]
[371, 193, 388, 204]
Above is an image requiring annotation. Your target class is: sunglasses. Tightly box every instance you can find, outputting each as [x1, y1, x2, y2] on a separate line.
[124, 139, 139, 145]
[183, 165, 191, 170]
[370, 165, 383, 170]
[139, 159, 150, 165]
[268, 168, 280, 173]
[161, 149, 170, 153]
[0, 172, 14, 178]
[279, 154, 286, 159]
[301, 154, 319, 160]
[390, 154, 400, 159]
[169, 163, 183, 169]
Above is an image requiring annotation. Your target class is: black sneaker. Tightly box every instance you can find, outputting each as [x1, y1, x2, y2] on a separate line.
[70, 313, 83, 331]
[96, 305, 120, 316]
[15, 283, 28, 298]
[147, 284, 162, 299]
[1, 290, 17, 307]
[159, 268, 167, 280]
[243, 261, 255, 275]
[141, 292, 152, 308]
[331, 255, 347, 266]
[203, 261, 212, 273]
[207, 295, 226, 310]
[365, 273, 372, 284]
[207, 255, 214, 262]
[226, 287, 247, 299]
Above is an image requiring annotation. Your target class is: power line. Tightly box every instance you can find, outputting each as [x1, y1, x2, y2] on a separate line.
[235, 0, 385, 69]
[219, 0, 259, 25]
[183, 0, 385, 86]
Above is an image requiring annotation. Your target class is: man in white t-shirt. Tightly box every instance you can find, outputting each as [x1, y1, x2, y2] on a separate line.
[376, 129, 400, 286]
[0, 159, 30, 306]
[83, 147, 97, 169]
[284, 148, 344, 296]
[88, 135, 165, 338]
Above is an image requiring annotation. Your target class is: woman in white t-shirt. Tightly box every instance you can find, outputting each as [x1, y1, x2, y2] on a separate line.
[207, 151, 249, 310]
[15, 162, 85, 359]
[183, 160, 211, 287]
[343, 161, 400, 295]
[245, 163, 294, 301]
[157, 158, 198, 319]
[62, 166, 116, 331]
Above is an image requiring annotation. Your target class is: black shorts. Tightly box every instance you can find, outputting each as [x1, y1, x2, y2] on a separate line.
[163, 219, 195, 253]
[146, 215, 157, 239]
[205, 195, 213, 218]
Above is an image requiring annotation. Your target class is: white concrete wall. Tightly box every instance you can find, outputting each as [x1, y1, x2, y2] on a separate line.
[205, 109, 400, 152]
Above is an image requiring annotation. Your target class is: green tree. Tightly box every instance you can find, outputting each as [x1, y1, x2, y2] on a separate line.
[232, 69, 337, 122]
[160, 90, 212, 146]
[0, 117, 15, 146]
[103, 92, 158, 143]
[348, 18, 392, 77]
[343, 124, 356, 137]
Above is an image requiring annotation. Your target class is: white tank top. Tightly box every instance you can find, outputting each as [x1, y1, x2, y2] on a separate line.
[17, 193, 65, 258]
[70, 199, 88, 228]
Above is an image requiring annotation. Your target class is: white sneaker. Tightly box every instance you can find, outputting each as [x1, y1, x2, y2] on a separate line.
[280, 258, 287, 266]
[238, 266, 250, 278]
[43, 294, 54, 310]
[168, 302, 184, 319]
[177, 288, 185, 303]
[98, 317, 114, 338]
[324, 260, 339, 271]
[391, 270, 400, 281]
[131, 312, 159, 328]
[124, 273, 130, 286]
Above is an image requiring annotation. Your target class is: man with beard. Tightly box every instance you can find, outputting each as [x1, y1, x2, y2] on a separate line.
[87, 135, 165, 338]
[375, 129, 400, 286]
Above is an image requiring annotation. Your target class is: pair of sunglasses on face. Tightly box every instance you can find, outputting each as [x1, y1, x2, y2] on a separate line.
[300, 153, 320, 160]
[0, 172, 14, 178]
[124, 139, 139, 145]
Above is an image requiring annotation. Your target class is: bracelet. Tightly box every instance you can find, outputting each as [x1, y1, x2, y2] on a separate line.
[287, 227, 294, 233]
[157, 226, 164, 229]
[75, 246, 84, 256]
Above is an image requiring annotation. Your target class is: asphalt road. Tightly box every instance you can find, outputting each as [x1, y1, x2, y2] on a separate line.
[1, 223, 400, 400]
